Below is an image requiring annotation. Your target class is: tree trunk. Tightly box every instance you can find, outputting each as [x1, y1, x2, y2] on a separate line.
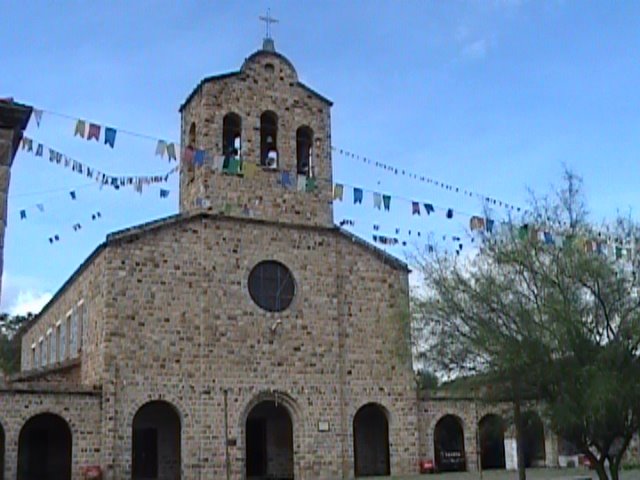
[514, 398, 526, 480]
[594, 459, 609, 480]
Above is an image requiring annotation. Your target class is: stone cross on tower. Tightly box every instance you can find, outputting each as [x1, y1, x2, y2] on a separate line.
[259, 9, 279, 39]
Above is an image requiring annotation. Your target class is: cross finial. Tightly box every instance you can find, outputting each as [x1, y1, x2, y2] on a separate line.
[259, 9, 279, 40]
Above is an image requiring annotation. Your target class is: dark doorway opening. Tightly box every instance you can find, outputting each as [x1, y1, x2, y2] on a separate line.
[434, 415, 466, 472]
[522, 411, 545, 468]
[17, 413, 72, 480]
[246, 400, 293, 480]
[479, 414, 506, 470]
[353, 403, 390, 477]
[132, 400, 181, 480]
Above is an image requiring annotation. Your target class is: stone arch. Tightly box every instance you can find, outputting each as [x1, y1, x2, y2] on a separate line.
[188, 122, 197, 148]
[243, 391, 299, 480]
[479, 414, 506, 470]
[222, 112, 242, 158]
[353, 402, 390, 477]
[260, 110, 278, 167]
[132, 400, 181, 480]
[434, 414, 466, 472]
[522, 411, 545, 467]
[17, 412, 72, 480]
[296, 125, 314, 177]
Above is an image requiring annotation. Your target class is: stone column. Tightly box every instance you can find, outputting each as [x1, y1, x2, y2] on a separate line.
[0, 128, 13, 298]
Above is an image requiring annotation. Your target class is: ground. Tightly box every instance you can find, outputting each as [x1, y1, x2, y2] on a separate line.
[383, 468, 640, 480]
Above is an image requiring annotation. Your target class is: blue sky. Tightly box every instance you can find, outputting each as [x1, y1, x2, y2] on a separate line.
[1, 1, 640, 314]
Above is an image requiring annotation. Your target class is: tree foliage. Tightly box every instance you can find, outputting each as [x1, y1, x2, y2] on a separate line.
[0, 312, 31, 375]
[413, 171, 640, 480]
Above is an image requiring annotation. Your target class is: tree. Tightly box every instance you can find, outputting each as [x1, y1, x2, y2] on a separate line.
[0, 312, 32, 375]
[412, 171, 640, 480]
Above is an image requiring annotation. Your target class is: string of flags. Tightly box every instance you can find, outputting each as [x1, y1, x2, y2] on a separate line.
[47, 212, 102, 245]
[21, 137, 178, 193]
[27, 106, 532, 214]
[332, 146, 526, 214]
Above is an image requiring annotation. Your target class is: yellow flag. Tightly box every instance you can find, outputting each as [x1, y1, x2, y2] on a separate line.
[333, 183, 344, 200]
[74, 119, 86, 138]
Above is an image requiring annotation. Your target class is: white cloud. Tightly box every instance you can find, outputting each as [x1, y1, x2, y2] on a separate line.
[0, 272, 52, 316]
[10, 290, 52, 316]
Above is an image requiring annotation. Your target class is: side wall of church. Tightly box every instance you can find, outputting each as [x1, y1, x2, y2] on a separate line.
[0, 387, 102, 480]
[19, 250, 108, 386]
[179, 53, 333, 227]
[96, 215, 416, 479]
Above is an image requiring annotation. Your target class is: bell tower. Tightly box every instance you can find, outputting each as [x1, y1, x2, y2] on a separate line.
[178, 34, 334, 227]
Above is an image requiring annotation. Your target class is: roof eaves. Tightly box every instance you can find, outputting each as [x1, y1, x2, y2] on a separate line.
[179, 71, 241, 112]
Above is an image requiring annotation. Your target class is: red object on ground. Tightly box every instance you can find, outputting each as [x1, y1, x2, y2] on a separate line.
[82, 466, 102, 479]
[419, 459, 435, 473]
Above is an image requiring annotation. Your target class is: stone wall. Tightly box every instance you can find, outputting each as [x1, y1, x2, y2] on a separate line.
[0, 128, 13, 298]
[20, 247, 108, 386]
[97, 214, 416, 479]
[179, 49, 333, 228]
[0, 384, 102, 480]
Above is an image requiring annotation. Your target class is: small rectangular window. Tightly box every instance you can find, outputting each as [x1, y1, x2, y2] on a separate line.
[39, 338, 44, 368]
[55, 323, 61, 362]
[70, 308, 78, 357]
[31, 345, 36, 369]
[60, 319, 67, 360]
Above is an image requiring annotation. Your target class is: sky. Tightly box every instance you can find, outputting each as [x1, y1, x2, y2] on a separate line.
[1, 0, 640, 315]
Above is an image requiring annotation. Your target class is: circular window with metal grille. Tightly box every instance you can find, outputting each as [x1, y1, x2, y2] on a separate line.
[248, 261, 295, 312]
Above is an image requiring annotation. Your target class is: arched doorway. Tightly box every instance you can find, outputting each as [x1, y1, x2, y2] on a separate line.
[353, 403, 390, 477]
[132, 401, 181, 479]
[434, 415, 466, 472]
[17, 413, 72, 480]
[246, 400, 294, 479]
[522, 411, 545, 467]
[479, 414, 505, 470]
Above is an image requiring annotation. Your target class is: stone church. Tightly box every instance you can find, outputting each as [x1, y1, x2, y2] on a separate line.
[0, 38, 564, 479]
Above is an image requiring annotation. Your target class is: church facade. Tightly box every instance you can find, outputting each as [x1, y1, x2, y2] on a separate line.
[0, 40, 565, 479]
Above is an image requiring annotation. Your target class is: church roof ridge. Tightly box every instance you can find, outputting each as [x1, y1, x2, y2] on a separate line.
[22, 212, 407, 340]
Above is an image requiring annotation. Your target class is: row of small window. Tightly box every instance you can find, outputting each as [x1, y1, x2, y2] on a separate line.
[30, 300, 87, 370]
[188, 112, 316, 176]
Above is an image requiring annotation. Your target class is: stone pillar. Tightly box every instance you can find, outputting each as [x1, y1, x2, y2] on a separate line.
[0, 128, 13, 297]
[0, 100, 32, 300]
[545, 431, 559, 468]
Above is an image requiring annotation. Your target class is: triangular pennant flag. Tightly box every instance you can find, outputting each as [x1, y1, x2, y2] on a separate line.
[412, 202, 420, 215]
[166, 143, 177, 161]
[69, 191, 76, 200]
[87, 123, 101, 141]
[243, 162, 258, 179]
[74, 119, 86, 138]
[305, 177, 317, 192]
[446, 208, 453, 219]
[353, 188, 363, 204]
[182, 147, 194, 163]
[382, 194, 391, 211]
[424, 203, 435, 215]
[35, 144, 43, 157]
[373, 193, 382, 209]
[36, 204, 44, 212]
[160, 189, 170, 198]
[33, 109, 42, 127]
[20, 210, 26, 220]
[156, 140, 167, 158]
[194, 149, 205, 166]
[296, 174, 306, 191]
[333, 183, 344, 201]
[104, 127, 117, 148]
[280, 171, 292, 188]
